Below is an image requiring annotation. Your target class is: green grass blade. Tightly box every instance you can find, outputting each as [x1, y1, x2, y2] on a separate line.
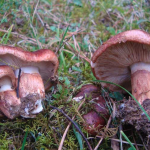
[73, 123, 84, 150]
[93, 79, 150, 121]
[59, 26, 69, 48]
[23, 4, 40, 49]
[0, 24, 13, 44]
[120, 130, 136, 150]
[59, 51, 66, 70]
[21, 130, 28, 150]
[59, 26, 69, 71]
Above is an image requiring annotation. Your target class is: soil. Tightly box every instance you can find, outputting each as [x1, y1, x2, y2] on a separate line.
[117, 98, 150, 144]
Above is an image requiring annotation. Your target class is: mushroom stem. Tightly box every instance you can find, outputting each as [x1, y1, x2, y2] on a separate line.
[0, 77, 12, 92]
[15, 66, 44, 99]
[0, 77, 20, 119]
[15, 66, 39, 76]
[130, 62, 150, 104]
[15, 66, 44, 117]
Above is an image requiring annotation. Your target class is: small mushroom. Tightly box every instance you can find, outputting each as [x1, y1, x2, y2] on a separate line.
[0, 66, 20, 119]
[73, 84, 109, 135]
[91, 29, 150, 105]
[0, 45, 59, 118]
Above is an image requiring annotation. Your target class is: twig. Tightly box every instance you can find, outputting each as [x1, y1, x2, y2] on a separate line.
[24, 4, 42, 49]
[65, 28, 85, 39]
[58, 99, 85, 150]
[132, 131, 139, 150]
[94, 136, 144, 147]
[111, 134, 119, 150]
[73, 35, 91, 63]
[119, 124, 123, 150]
[0, 29, 44, 46]
[66, 42, 90, 63]
[139, 133, 148, 150]
[50, 105, 93, 150]
[94, 138, 103, 150]
[32, 0, 40, 23]
[17, 68, 21, 98]
[36, 13, 45, 27]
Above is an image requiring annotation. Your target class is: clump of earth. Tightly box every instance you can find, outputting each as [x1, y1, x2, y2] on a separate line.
[117, 98, 150, 144]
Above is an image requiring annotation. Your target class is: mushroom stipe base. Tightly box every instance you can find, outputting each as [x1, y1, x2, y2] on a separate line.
[20, 93, 44, 118]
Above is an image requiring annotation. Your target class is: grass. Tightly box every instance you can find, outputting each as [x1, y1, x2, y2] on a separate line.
[0, 0, 150, 149]
[120, 131, 136, 150]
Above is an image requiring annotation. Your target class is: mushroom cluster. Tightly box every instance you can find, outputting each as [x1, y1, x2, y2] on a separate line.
[91, 29, 150, 134]
[91, 29, 150, 106]
[0, 45, 59, 119]
[73, 84, 109, 135]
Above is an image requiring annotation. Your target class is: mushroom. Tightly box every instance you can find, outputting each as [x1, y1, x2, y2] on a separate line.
[16, 66, 45, 118]
[0, 65, 21, 119]
[73, 84, 109, 135]
[91, 29, 150, 105]
[0, 45, 59, 118]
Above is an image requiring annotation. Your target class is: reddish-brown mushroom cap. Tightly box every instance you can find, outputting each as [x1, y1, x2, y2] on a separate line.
[0, 66, 20, 119]
[91, 29, 150, 104]
[83, 111, 107, 135]
[0, 45, 59, 90]
[73, 84, 109, 135]
[73, 84, 101, 102]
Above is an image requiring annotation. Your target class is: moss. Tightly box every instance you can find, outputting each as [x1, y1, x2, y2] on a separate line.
[0, 0, 149, 149]
[0, 133, 13, 149]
